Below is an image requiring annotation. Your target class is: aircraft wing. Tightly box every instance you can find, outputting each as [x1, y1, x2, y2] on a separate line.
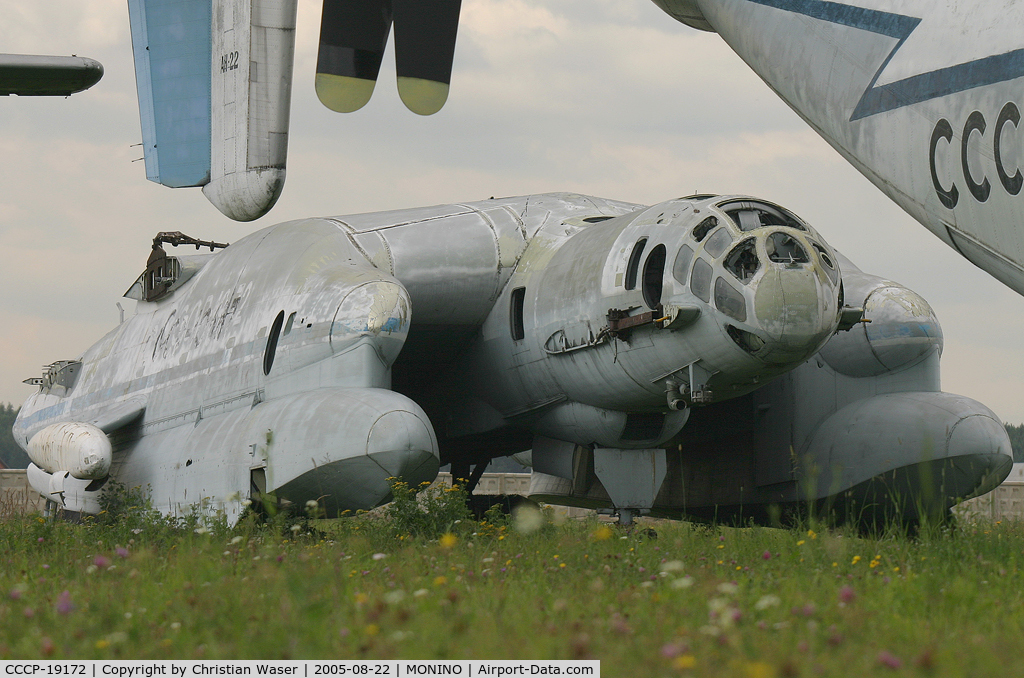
[0, 54, 103, 96]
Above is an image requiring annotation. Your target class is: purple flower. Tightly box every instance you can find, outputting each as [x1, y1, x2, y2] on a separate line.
[115, 547, 130, 559]
[838, 585, 856, 604]
[877, 651, 902, 669]
[93, 555, 111, 569]
[762, 550, 771, 560]
[56, 590, 74, 615]
[9, 588, 21, 600]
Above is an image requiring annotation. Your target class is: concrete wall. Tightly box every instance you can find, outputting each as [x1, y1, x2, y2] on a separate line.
[956, 463, 1024, 522]
[0, 470, 45, 517]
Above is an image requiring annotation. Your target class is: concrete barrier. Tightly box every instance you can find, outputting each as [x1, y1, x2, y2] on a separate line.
[0, 470, 45, 518]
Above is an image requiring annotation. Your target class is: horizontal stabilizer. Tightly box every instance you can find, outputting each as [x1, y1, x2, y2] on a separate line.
[393, 0, 462, 115]
[0, 54, 103, 96]
[316, 0, 393, 113]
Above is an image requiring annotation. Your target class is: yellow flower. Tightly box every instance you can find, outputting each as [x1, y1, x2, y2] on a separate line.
[591, 525, 613, 541]
[433, 576, 448, 587]
[797, 540, 805, 546]
[95, 640, 110, 650]
[365, 624, 380, 636]
[439, 533, 458, 549]
[807, 529, 817, 540]
[673, 655, 696, 669]
[852, 556, 861, 564]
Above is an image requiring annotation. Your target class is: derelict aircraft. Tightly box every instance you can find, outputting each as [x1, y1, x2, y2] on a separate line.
[12, 192, 1012, 527]
[9, 0, 1016, 526]
[654, 0, 1024, 297]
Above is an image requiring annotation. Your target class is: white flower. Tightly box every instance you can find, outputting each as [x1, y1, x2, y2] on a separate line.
[671, 576, 694, 589]
[717, 582, 739, 595]
[194, 526, 210, 535]
[384, 590, 406, 604]
[229, 536, 244, 545]
[755, 595, 781, 610]
[660, 560, 685, 573]
[290, 524, 302, 533]
[413, 589, 429, 598]
[372, 553, 387, 561]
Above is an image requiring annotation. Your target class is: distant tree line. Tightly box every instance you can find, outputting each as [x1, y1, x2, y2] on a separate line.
[0, 403, 29, 469]
[1005, 423, 1024, 463]
[1, 402, 1023, 470]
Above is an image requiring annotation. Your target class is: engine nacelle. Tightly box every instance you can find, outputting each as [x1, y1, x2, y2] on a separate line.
[27, 422, 112, 479]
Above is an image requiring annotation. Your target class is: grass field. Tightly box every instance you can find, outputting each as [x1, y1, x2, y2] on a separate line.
[1, 485, 1022, 676]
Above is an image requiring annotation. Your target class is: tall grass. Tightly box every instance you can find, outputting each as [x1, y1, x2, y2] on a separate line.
[0, 488, 1021, 675]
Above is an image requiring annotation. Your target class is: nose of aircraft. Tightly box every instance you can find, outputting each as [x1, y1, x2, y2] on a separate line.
[749, 232, 839, 364]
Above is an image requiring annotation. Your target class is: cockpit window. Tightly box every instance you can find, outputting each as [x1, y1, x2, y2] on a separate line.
[642, 244, 667, 309]
[691, 216, 718, 242]
[690, 258, 712, 303]
[714, 277, 746, 322]
[703, 228, 733, 257]
[812, 242, 840, 284]
[719, 201, 807, 232]
[625, 238, 647, 290]
[672, 244, 694, 284]
[766, 232, 810, 264]
[723, 238, 760, 284]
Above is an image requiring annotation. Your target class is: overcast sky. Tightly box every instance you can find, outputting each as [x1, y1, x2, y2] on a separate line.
[2, 0, 1023, 425]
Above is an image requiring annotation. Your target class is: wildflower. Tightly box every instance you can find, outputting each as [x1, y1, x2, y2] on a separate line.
[170, 622, 181, 631]
[877, 651, 902, 669]
[439, 534, 458, 549]
[306, 500, 319, 510]
[290, 524, 302, 534]
[229, 536, 244, 546]
[384, 590, 406, 604]
[673, 655, 697, 669]
[372, 552, 388, 560]
[807, 529, 817, 539]
[671, 576, 694, 589]
[762, 550, 771, 560]
[194, 526, 210, 535]
[851, 555, 861, 565]
[797, 540, 805, 546]
[94, 555, 111, 569]
[433, 576, 448, 587]
[838, 585, 856, 604]
[590, 525, 614, 541]
[754, 595, 780, 610]
[413, 589, 429, 598]
[660, 560, 685, 573]
[115, 547, 130, 558]
[56, 590, 74, 615]
[717, 582, 739, 595]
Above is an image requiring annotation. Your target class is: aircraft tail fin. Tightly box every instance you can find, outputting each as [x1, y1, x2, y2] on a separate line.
[127, 0, 298, 222]
[127, 0, 212, 189]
